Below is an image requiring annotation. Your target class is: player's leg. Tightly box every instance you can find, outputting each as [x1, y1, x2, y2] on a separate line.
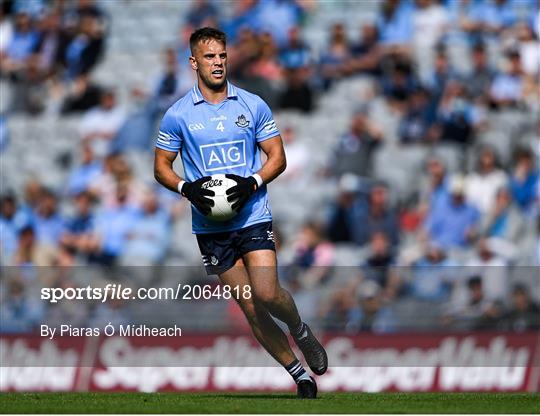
[218, 259, 316, 397]
[241, 249, 300, 327]
[218, 258, 296, 367]
[242, 247, 328, 376]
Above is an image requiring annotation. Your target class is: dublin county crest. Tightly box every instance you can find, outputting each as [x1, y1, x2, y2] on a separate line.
[235, 114, 250, 128]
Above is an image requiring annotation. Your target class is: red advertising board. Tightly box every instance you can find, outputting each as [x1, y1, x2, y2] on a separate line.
[1, 332, 539, 392]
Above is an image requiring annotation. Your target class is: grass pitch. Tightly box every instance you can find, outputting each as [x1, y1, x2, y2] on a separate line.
[1, 392, 539, 414]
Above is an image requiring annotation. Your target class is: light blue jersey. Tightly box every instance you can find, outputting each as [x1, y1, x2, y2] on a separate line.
[155, 82, 279, 234]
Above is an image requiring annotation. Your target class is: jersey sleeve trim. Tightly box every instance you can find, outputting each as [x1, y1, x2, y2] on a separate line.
[155, 140, 180, 153]
[256, 132, 280, 143]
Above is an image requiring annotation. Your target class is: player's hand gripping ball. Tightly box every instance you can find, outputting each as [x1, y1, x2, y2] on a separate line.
[202, 174, 239, 221]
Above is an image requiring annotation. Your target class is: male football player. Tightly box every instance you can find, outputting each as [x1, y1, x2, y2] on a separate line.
[154, 27, 327, 398]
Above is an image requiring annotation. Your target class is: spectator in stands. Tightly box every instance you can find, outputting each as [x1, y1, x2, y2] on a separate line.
[510, 147, 538, 215]
[320, 23, 351, 90]
[398, 87, 437, 144]
[425, 49, 456, 103]
[60, 191, 95, 258]
[348, 23, 380, 75]
[320, 283, 359, 331]
[278, 27, 313, 112]
[1, 11, 38, 74]
[67, 191, 95, 236]
[360, 232, 401, 301]
[221, 0, 259, 44]
[240, 32, 281, 106]
[490, 49, 525, 109]
[21, 178, 43, 218]
[329, 111, 383, 178]
[466, 238, 508, 302]
[480, 0, 521, 34]
[515, 22, 540, 78]
[409, 243, 459, 302]
[444, 0, 484, 44]
[227, 28, 261, 82]
[444, 275, 492, 330]
[465, 145, 508, 215]
[66, 143, 102, 195]
[465, 42, 495, 101]
[33, 189, 65, 246]
[381, 59, 417, 109]
[87, 152, 122, 205]
[412, 0, 448, 50]
[481, 186, 526, 260]
[153, 47, 184, 111]
[411, 0, 449, 83]
[326, 173, 362, 243]
[424, 174, 480, 249]
[346, 280, 396, 333]
[0, 278, 44, 333]
[354, 182, 399, 247]
[91, 154, 147, 210]
[418, 155, 449, 218]
[34, 10, 70, 77]
[79, 89, 126, 157]
[503, 283, 540, 331]
[435, 79, 481, 144]
[9, 225, 57, 267]
[60, 73, 102, 114]
[376, 0, 413, 51]
[64, 14, 104, 79]
[288, 221, 334, 290]
[0, 193, 21, 261]
[249, 31, 282, 85]
[87, 185, 139, 266]
[255, 0, 306, 48]
[279, 65, 314, 113]
[122, 190, 170, 266]
[279, 25, 310, 70]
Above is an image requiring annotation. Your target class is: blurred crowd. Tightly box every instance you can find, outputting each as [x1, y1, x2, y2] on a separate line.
[1, 0, 539, 334]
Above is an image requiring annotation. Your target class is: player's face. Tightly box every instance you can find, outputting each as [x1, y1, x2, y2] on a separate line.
[190, 39, 227, 91]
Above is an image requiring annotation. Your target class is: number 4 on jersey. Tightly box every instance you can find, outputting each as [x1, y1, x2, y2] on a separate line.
[216, 121, 225, 132]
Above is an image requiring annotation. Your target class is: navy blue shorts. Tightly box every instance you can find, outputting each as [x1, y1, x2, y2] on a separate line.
[196, 221, 276, 275]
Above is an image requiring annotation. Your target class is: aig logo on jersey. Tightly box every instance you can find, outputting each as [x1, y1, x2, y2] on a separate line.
[199, 140, 246, 172]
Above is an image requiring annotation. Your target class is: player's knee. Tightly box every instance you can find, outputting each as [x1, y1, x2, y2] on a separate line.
[254, 288, 279, 306]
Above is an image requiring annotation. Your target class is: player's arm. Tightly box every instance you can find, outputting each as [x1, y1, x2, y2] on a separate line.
[154, 145, 214, 218]
[226, 98, 284, 211]
[154, 148, 182, 193]
[256, 135, 287, 184]
[225, 135, 286, 211]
